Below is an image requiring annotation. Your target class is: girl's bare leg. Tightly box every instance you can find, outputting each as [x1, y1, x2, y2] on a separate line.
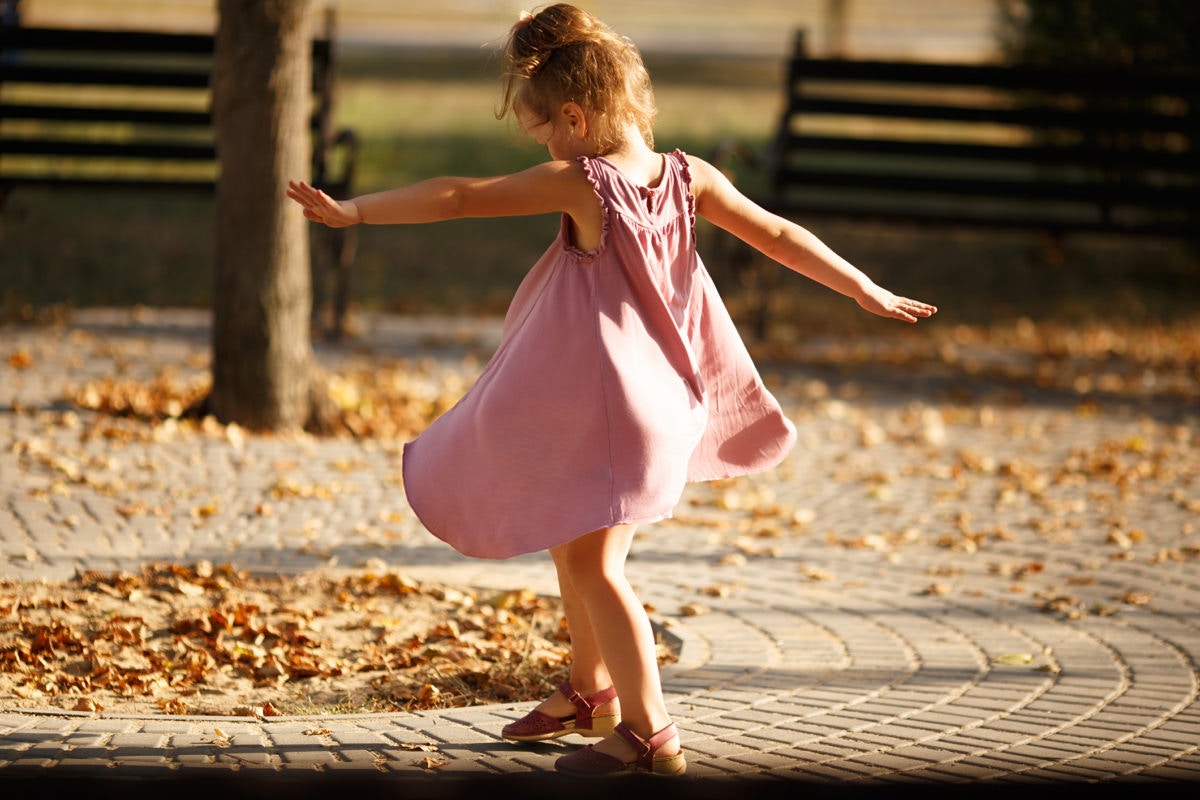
[524, 544, 618, 720]
[555, 524, 679, 760]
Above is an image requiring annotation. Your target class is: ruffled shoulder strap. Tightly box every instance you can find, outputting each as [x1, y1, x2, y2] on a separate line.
[670, 149, 692, 183]
[565, 156, 611, 258]
[668, 150, 697, 229]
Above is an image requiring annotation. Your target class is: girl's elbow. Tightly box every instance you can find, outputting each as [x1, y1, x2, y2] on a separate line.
[755, 225, 791, 263]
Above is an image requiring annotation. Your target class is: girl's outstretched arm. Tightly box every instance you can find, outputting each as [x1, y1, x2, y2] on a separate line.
[686, 155, 937, 323]
[287, 160, 600, 229]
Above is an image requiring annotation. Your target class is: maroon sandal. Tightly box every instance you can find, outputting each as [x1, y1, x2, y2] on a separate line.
[501, 681, 620, 742]
[555, 721, 686, 776]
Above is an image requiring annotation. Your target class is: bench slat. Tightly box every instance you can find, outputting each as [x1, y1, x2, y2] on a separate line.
[2, 63, 211, 89]
[3, 64, 333, 94]
[0, 26, 330, 60]
[762, 198, 1191, 237]
[1, 104, 328, 133]
[788, 56, 1200, 95]
[778, 134, 1200, 173]
[1, 103, 211, 126]
[0, 174, 214, 191]
[787, 97, 1197, 136]
[1, 138, 213, 160]
[0, 27, 213, 54]
[773, 166, 1196, 206]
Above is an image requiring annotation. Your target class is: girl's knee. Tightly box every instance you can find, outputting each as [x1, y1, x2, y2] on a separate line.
[558, 528, 632, 595]
[560, 547, 623, 594]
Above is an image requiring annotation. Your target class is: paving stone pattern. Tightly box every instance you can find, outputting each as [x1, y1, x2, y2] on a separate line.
[1, 309, 1198, 786]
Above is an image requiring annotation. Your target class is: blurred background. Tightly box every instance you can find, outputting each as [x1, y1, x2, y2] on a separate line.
[2, 0, 1197, 337]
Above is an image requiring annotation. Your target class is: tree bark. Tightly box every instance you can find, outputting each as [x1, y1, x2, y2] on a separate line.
[210, 0, 313, 431]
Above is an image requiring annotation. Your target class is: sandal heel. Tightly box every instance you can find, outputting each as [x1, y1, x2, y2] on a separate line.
[649, 750, 687, 776]
[584, 711, 619, 738]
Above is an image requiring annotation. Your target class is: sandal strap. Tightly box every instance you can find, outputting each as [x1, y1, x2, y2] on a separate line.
[614, 721, 678, 771]
[558, 681, 618, 729]
[644, 722, 679, 753]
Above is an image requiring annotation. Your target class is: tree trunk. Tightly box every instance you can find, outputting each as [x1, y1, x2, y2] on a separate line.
[210, 0, 313, 432]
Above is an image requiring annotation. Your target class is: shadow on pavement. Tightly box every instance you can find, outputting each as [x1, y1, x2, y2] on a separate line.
[4, 770, 1198, 798]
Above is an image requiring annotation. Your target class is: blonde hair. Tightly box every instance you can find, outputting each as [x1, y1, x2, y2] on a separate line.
[497, 4, 656, 152]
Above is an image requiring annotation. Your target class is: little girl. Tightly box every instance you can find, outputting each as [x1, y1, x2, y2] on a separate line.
[288, 3, 935, 776]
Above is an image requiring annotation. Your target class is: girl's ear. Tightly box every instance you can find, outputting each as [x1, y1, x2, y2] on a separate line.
[559, 101, 588, 138]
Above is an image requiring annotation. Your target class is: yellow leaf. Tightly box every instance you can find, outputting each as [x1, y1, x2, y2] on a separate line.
[993, 652, 1034, 666]
[1107, 529, 1134, 550]
[791, 508, 816, 528]
[225, 423, 245, 449]
[176, 581, 205, 597]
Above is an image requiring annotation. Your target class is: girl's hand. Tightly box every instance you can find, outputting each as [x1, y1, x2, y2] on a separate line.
[856, 283, 938, 323]
[286, 180, 362, 228]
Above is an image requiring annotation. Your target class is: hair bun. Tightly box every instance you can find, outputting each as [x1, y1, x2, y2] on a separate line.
[509, 4, 598, 76]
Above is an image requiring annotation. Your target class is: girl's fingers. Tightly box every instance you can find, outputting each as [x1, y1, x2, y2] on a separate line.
[288, 180, 324, 204]
[287, 181, 338, 223]
[878, 295, 936, 323]
[899, 297, 937, 316]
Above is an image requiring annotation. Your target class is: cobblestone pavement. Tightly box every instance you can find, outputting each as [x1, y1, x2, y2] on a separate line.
[1, 308, 1198, 791]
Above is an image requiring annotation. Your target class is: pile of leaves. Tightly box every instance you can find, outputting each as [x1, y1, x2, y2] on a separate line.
[0, 562, 588, 717]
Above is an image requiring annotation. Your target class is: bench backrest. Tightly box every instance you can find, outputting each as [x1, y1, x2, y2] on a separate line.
[767, 31, 1200, 237]
[0, 21, 337, 191]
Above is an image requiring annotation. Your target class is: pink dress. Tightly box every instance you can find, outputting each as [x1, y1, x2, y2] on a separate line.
[402, 151, 796, 559]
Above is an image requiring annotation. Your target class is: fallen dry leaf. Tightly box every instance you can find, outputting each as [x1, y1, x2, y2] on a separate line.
[1117, 590, 1154, 606]
[8, 349, 34, 369]
[993, 652, 1035, 666]
[73, 697, 102, 713]
[800, 565, 836, 582]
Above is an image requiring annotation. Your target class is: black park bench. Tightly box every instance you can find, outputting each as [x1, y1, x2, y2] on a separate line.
[0, 11, 359, 339]
[713, 30, 1200, 337]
